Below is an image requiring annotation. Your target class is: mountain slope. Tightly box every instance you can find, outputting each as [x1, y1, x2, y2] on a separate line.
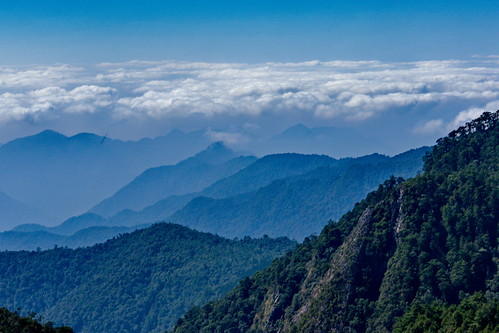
[0, 223, 295, 333]
[174, 111, 498, 332]
[101, 154, 340, 226]
[200, 153, 339, 199]
[0, 129, 210, 224]
[0, 191, 48, 231]
[167, 147, 429, 240]
[90, 142, 256, 217]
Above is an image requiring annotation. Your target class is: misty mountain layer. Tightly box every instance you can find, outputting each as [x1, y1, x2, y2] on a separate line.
[0, 129, 211, 223]
[167, 147, 430, 240]
[2, 148, 429, 250]
[90, 142, 256, 217]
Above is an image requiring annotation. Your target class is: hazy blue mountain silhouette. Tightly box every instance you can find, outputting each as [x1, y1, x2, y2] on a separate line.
[87, 154, 341, 228]
[253, 124, 385, 157]
[90, 142, 256, 217]
[11, 213, 108, 236]
[2, 154, 340, 249]
[3, 147, 428, 250]
[0, 129, 210, 225]
[0, 224, 150, 251]
[0, 191, 48, 231]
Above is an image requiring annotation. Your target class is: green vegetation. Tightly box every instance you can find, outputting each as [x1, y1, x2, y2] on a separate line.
[173, 111, 498, 332]
[393, 292, 498, 333]
[0, 223, 295, 333]
[0, 308, 73, 333]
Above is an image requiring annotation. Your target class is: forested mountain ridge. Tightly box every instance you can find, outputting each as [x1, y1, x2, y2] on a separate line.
[0, 223, 295, 333]
[173, 111, 498, 332]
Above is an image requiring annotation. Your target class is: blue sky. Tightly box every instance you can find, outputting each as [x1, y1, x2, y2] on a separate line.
[1, 1, 498, 64]
[0, 1, 498, 156]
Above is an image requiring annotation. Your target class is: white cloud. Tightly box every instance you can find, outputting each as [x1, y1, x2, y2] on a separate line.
[450, 100, 499, 129]
[1, 59, 499, 138]
[205, 129, 250, 145]
[0, 65, 85, 89]
[0, 85, 115, 123]
[414, 119, 445, 134]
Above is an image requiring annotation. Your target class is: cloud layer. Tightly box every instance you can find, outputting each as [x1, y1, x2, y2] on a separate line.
[1, 59, 498, 146]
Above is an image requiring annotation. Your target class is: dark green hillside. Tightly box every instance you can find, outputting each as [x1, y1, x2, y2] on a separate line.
[0, 308, 73, 333]
[0, 224, 295, 333]
[393, 292, 498, 332]
[174, 111, 498, 332]
[168, 147, 429, 240]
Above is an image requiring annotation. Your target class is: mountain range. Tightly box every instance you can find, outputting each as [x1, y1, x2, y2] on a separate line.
[90, 142, 256, 217]
[0, 123, 398, 230]
[167, 147, 430, 240]
[0, 128, 211, 225]
[1, 147, 430, 250]
[174, 111, 499, 332]
[0, 112, 496, 333]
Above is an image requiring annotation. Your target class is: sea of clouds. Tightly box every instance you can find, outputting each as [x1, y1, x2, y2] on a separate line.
[0, 58, 498, 145]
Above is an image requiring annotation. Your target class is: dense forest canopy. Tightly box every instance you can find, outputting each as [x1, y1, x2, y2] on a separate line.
[0, 224, 295, 333]
[173, 111, 498, 332]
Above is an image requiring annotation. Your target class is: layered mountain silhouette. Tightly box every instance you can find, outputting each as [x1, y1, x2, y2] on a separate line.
[174, 111, 498, 333]
[247, 124, 387, 157]
[167, 147, 429, 240]
[90, 142, 256, 217]
[0, 129, 210, 223]
[0, 123, 394, 229]
[0, 191, 48, 231]
[2, 147, 429, 250]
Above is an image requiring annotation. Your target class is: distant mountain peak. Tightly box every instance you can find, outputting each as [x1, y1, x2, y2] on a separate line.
[33, 129, 68, 141]
[69, 132, 106, 145]
[190, 141, 237, 165]
[280, 124, 311, 137]
[206, 141, 226, 150]
[167, 128, 186, 137]
[38, 129, 65, 137]
[70, 132, 101, 139]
